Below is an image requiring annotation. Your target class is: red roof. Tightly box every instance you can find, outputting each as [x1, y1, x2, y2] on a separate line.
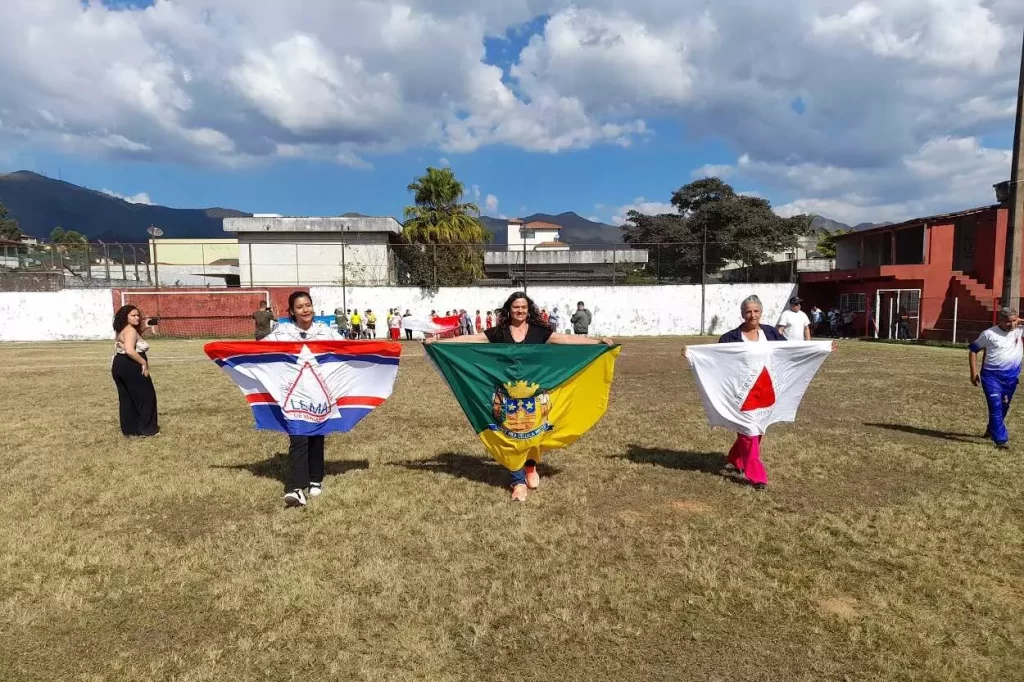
[525, 221, 561, 230]
[837, 204, 1002, 241]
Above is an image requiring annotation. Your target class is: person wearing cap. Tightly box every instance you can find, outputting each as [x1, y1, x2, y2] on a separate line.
[969, 307, 1024, 449]
[777, 296, 812, 341]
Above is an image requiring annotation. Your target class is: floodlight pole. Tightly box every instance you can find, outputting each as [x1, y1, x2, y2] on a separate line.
[1003, 28, 1024, 309]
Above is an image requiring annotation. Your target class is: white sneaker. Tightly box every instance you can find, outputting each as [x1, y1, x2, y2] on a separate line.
[308, 482, 323, 498]
[284, 489, 307, 507]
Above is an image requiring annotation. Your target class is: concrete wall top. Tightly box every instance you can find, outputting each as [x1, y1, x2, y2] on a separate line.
[224, 216, 401, 235]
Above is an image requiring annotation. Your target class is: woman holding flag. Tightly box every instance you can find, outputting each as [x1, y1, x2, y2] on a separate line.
[426, 291, 614, 501]
[683, 295, 835, 490]
[265, 291, 345, 507]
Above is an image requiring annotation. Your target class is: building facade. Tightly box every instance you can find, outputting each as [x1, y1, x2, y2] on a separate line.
[224, 215, 403, 286]
[798, 205, 1009, 341]
[485, 219, 647, 284]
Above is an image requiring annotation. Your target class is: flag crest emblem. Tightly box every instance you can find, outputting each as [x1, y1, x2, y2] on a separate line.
[491, 380, 552, 440]
[740, 367, 776, 412]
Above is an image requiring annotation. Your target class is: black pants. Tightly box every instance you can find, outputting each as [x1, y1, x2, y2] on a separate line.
[288, 435, 325, 490]
[112, 353, 159, 437]
[405, 329, 413, 340]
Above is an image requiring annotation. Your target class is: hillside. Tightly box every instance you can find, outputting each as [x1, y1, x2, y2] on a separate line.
[0, 170, 860, 245]
[0, 171, 249, 242]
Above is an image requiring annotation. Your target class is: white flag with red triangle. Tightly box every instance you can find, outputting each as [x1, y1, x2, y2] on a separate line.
[684, 341, 833, 436]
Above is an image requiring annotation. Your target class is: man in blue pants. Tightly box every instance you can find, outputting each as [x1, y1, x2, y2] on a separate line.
[969, 308, 1023, 449]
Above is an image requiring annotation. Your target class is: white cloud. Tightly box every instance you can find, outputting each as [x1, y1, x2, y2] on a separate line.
[691, 163, 735, 180]
[101, 188, 153, 205]
[0, 0, 1020, 222]
[485, 193, 499, 212]
[611, 197, 677, 226]
[439, 157, 451, 167]
[766, 136, 1011, 224]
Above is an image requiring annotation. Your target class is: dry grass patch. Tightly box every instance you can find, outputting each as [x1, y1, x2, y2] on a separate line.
[0, 338, 1022, 681]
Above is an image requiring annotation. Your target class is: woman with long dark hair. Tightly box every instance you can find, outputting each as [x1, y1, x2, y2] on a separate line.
[111, 304, 159, 437]
[264, 291, 344, 507]
[426, 291, 613, 501]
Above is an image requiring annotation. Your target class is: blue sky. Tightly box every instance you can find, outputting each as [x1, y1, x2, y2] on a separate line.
[2, 1, 1021, 226]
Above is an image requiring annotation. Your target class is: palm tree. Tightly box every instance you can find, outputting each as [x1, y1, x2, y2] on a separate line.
[400, 167, 490, 285]
[403, 167, 489, 244]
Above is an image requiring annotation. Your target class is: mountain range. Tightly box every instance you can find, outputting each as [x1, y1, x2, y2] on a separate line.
[0, 170, 869, 245]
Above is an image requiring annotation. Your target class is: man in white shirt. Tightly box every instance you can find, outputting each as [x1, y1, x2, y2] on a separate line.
[776, 296, 812, 341]
[969, 307, 1023, 448]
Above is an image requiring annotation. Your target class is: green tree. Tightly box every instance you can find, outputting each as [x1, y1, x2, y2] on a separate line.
[50, 227, 87, 244]
[623, 178, 801, 281]
[816, 228, 851, 259]
[0, 202, 22, 241]
[398, 167, 490, 286]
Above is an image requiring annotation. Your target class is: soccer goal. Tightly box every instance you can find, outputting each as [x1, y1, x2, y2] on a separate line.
[119, 289, 271, 339]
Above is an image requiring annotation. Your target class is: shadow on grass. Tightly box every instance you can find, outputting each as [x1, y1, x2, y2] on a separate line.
[211, 453, 369, 491]
[619, 445, 748, 484]
[864, 422, 984, 444]
[394, 452, 560, 489]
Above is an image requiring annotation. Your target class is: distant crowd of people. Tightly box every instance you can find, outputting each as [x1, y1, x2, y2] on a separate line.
[250, 300, 595, 341]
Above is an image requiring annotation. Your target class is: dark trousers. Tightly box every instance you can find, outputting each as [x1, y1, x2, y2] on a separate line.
[111, 353, 159, 437]
[288, 435, 325, 490]
[405, 329, 413, 340]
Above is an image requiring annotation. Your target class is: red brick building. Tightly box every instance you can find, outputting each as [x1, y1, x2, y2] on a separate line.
[799, 205, 1011, 342]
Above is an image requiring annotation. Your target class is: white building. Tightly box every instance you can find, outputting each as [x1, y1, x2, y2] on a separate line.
[224, 215, 403, 286]
[485, 219, 647, 284]
[505, 220, 569, 251]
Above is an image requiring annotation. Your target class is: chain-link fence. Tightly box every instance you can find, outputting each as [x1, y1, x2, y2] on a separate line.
[1, 242, 152, 290]
[1, 240, 827, 291]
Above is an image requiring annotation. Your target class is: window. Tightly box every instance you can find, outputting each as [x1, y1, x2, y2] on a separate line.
[839, 293, 866, 312]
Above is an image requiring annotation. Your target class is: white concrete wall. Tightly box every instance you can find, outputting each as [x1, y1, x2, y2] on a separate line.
[0, 283, 797, 341]
[309, 283, 797, 337]
[0, 289, 113, 341]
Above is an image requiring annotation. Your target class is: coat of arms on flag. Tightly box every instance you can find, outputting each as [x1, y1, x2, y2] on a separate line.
[204, 341, 401, 435]
[685, 341, 832, 436]
[425, 343, 620, 471]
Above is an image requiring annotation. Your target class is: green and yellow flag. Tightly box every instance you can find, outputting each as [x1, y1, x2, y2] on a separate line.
[424, 343, 621, 471]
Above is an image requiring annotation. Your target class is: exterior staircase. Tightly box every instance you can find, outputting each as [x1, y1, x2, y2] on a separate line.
[921, 271, 997, 343]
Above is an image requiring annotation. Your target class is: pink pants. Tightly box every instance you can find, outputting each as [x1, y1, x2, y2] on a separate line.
[727, 434, 767, 485]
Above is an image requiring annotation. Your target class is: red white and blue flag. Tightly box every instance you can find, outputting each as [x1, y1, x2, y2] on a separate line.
[204, 341, 401, 436]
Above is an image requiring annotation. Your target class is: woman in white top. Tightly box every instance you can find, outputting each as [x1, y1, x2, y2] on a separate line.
[264, 291, 345, 507]
[111, 305, 159, 437]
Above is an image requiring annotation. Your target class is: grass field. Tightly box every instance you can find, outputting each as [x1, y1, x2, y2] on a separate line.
[1, 338, 1022, 681]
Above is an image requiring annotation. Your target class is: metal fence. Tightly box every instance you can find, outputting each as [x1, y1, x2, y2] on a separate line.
[1, 240, 823, 291]
[1, 242, 153, 289]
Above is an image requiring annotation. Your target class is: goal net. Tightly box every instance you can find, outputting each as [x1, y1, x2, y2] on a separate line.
[119, 289, 271, 339]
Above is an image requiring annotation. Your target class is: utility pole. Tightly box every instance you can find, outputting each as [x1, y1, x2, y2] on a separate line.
[1003, 27, 1024, 309]
[700, 223, 708, 335]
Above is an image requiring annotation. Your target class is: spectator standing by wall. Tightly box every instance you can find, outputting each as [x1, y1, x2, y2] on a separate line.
[776, 296, 812, 341]
[403, 310, 413, 340]
[334, 307, 349, 337]
[253, 301, 275, 341]
[571, 301, 592, 335]
[549, 306, 561, 332]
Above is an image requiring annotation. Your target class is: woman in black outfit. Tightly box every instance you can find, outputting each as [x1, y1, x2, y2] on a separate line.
[426, 291, 613, 501]
[111, 304, 159, 437]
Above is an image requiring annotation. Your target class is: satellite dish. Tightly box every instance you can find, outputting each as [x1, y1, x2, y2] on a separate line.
[146, 226, 164, 237]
